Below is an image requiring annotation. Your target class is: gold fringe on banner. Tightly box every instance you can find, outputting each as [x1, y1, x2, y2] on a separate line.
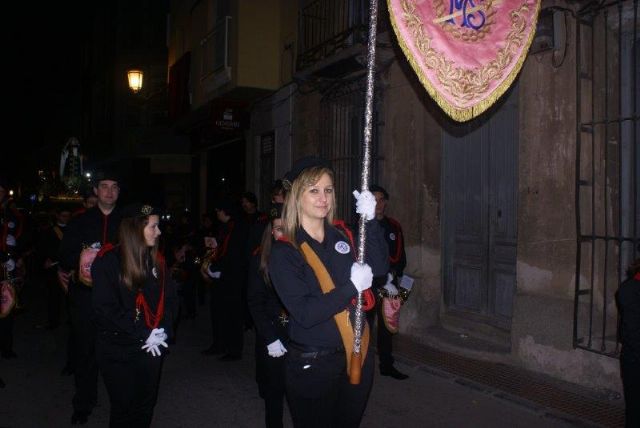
[387, 0, 541, 122]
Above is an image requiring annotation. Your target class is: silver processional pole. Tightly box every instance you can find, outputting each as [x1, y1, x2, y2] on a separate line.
[350, 0, 379, 385]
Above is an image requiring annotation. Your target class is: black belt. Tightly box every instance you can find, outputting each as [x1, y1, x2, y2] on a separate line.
[98, 330, 142, 345]
[288, 342, 345, 359]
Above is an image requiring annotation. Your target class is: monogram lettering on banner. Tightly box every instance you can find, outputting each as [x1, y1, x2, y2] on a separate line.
[387, 0, 541, 121]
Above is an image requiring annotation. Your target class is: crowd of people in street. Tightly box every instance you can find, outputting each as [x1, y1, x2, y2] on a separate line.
[1, 156, 638, 427]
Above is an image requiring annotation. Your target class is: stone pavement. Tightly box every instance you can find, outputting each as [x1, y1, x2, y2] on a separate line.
[0, 280, 619, 427]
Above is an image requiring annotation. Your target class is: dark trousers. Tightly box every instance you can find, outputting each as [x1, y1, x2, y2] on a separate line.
[197, 275, 207, 306]
[242, 279, 254, 330]
[65, 295, 76, 370]
[0, 313, 14, 353]
[366, 300, 394, 369]
[621, 359, 640, 428]
[69, 283, 98, 413]
[285, 346, 374, 428]
[96, 337, 162, 428]
[208, 287, 221, 349]
[214, 283, 244, 356]
[46, 269, 63, 328]
[255, 335, 286, 428]
[182, 277, 196, 318]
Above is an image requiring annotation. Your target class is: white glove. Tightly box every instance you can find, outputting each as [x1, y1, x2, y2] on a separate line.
[207, 266, 222, 279]
[352, 190, 376, 221]
[350, 262, 373, 293]
[267, 339, 287, 358]
[142, 328, 169, 357]
[383, 273, 399, 296]
[5, 234, 16, 247]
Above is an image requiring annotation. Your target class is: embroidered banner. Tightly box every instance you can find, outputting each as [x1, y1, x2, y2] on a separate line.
[388, 0, 541, 121]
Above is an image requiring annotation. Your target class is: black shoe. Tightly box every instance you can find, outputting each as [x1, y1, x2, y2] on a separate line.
[380, 366, 409, 380]
[1, 350, 17, 359]
[61, 366, 75, 376]
[218, 353, 241, 362]
[71, 411, 89, 425]
[201, 346, 223, 356]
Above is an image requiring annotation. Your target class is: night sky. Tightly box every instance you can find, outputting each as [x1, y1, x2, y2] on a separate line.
[7, 2, 87, 187]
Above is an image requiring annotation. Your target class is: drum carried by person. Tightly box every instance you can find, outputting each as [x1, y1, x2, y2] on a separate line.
[78, 242, 102, 287]
[1, 256, 23, 319]
[0, 280, 16, 319]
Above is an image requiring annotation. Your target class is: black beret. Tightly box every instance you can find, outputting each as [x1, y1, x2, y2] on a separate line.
[369, 184, 389, 200]
[54, 204, 74, 214]
[241, 191, 258, 205]
[283, 156, 333, 189]
[121, 203, 160, 219]
[271, 179, 284, 193]
[213, 198, 235, 215]
[93, 169, 120, 184]
[268, 203, 283, 220]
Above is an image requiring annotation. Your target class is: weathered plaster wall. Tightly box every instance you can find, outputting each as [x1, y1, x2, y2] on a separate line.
[379, 58, 444, 339]
[513, 295, 621, 390]
[513, 8, 621, 391]
[292, 91, 322, 159]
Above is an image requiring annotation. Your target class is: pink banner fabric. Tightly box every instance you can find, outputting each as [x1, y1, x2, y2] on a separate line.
[388, 0, 541, 121]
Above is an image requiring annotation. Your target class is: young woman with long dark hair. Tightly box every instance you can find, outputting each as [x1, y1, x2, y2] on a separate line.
[92, 203, 178, 427]
[247, 203, 289, 428]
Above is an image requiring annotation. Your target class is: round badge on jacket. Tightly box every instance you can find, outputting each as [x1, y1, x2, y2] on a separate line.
[389, 233, 396, 241]
[334, 241, 350, 254]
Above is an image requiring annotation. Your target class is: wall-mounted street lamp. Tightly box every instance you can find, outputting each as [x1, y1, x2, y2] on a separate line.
[127, 69, 144, 93]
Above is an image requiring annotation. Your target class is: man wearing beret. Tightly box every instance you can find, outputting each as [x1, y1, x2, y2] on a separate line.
[202, 199, 249, 361]
[369, 184, 409, 380]
[58, 170, 123, 424]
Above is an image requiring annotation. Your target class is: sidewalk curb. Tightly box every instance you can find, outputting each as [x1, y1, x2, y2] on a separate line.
[391, 349, 622, 427]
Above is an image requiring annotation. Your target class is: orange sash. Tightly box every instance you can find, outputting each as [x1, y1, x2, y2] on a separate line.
[299, 242, 369, 376]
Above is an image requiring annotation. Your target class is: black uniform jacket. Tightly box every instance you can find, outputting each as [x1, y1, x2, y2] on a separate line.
[58, 206, 122, 273]
[617, 275, 640, 364]
[209, 219, 249, 292]
[40, 224, 65, 266]
[91, 247, 179, 345]
[247, 253, 288, 346]
[268, 220, 386, 349]
[378, 216, 407, 277]
[245, 212, 269, 257]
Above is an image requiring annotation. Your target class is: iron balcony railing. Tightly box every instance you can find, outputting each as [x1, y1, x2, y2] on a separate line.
[297, 0, 369, 71]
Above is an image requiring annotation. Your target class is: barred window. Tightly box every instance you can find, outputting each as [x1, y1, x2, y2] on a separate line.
[574, 0, 639, 357]
[319, 77, 381, 225]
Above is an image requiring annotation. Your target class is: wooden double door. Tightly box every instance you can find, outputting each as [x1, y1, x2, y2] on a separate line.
[442, 87, 519, 334]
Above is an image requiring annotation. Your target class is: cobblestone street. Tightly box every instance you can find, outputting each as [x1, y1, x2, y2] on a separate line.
[0, 282, 596, 427]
